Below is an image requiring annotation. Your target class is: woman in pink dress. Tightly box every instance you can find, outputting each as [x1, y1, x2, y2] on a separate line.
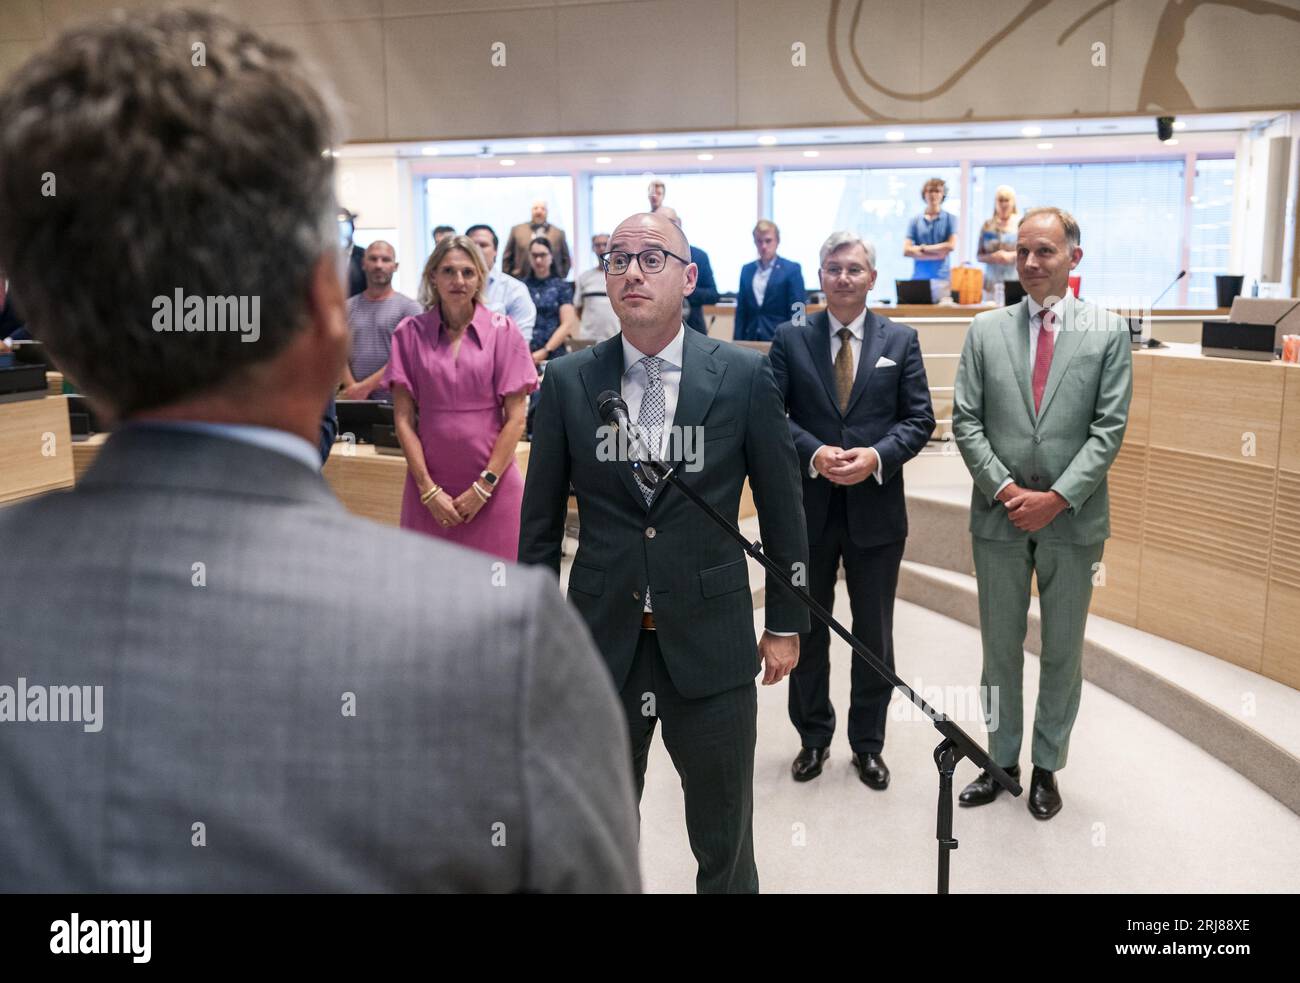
[384, 235, 538, 561]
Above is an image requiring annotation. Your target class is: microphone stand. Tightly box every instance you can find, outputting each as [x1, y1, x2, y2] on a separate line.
[1132, 270, 1187, 348]
[621, 434, 1022, 895]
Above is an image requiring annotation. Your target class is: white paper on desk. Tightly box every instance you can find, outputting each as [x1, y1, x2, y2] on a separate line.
[875, 355, 897, 367]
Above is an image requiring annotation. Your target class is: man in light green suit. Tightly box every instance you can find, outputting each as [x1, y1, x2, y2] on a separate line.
[952, 206, 1132, 820]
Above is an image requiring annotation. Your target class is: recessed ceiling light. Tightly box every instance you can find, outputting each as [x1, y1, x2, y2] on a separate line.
[526, 143, 545, 153]
[697, 153, 714, 161]
[1172, 120, 1187, 131]
[595, 156, 612, 164]
[639, 139, 658, 150]
[1165, 139, 1179, 146]
[1021, 125, 1042, 137]
[885, 130, 905, 141]
[803, 150, 820, 157]
[916, 146, 933, 154]
[421, 146, 440, 156]
[499, 159, 516, 166]
[1037, 142, 1054, 150]
[757, 135, 778, 146]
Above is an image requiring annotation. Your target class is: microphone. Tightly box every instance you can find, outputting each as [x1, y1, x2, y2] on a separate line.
[596, 389, 667, 487]
[1151, 270, 1186, 309]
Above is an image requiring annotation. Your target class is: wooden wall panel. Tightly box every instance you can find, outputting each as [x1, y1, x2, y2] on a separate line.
[1137, 447, 1274, 671]
[1149, 355, 1285, 464]
[1264, 368, 1300, 686]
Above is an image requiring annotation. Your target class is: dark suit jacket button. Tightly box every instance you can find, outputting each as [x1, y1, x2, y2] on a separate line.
[1033, 435, 1042, 444]
[1031, 474, 1040, 483]
[645, 527, 656, 539]
[633, 590, 641, 601]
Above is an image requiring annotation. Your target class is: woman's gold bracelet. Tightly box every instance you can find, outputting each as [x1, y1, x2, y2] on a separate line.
[471, 481, 491, 502]
[420, 484, 442, 504]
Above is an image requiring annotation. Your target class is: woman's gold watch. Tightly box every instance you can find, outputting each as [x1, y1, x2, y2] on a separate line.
[479, 469, 499, 488]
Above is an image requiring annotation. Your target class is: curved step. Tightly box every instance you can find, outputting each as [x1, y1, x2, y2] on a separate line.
[898, 559, 1300, 816]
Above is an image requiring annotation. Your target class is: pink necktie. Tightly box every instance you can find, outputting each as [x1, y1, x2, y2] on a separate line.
[1032, 309, 1055, 414]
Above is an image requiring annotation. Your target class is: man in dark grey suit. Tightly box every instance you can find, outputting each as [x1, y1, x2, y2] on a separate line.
[0, 8, 639, 893]
[519, 211, 810, 893]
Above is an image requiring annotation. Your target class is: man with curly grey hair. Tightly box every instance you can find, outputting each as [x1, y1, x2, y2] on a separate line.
[0, 8, 639, 892]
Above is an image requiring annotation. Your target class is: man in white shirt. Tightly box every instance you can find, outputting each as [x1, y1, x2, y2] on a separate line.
[573, 232, 620, 344]
[467, 223, 536, 344]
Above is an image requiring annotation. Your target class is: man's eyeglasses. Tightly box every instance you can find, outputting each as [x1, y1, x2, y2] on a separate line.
[821, 264, 871, 279]
[600, 248, 691, 276]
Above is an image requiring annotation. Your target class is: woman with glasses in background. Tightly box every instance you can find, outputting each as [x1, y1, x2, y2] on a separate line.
[523, 236, 578, 364]
[384, 235, 538, 561]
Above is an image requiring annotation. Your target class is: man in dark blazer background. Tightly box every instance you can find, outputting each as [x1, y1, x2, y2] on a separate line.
[658, 206, 718, 334]
[735, 219, 805, 342]
[520, 211, 810, 893]
[769, 231, 935, 790]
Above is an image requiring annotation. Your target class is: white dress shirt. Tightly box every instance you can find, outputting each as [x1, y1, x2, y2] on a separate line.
[484, 270, 537, 343]
[621, 327, 684, 614]
[620, 325, 793, 635]
[991, 294, 1067, 502]
[809, 308, 884, 485]
[620, 325, 684, 458]
[752, 258, 775, 306]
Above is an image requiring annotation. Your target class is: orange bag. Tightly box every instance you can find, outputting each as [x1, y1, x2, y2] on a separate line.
[950, 266, 984, 305]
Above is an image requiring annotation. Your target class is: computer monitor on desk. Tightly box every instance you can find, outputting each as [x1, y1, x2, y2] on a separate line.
[336, 400, 393, 444]
[895, 279, 936, 305]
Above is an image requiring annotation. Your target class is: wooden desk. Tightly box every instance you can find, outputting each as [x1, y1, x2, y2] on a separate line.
[703, 303, 1226, 346]
[0, 395, 74, 504]
[1090, 344, 1300, 689]
[68, 433, 533, 528]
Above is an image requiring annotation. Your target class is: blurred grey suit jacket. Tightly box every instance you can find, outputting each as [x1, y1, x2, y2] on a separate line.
[0, 427, 640, 893]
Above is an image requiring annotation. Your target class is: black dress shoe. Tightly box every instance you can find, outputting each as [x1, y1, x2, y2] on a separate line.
[1028, 766, 1062, 820]
[791, 746, 829, 782]
[958, 763, 1020, 807]
[851, 752, 890, 790]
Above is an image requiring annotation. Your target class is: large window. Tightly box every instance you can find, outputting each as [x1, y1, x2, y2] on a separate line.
[771, 166, 962, 303]
[1188, 157, 1236, 308]
[589, 171, 758, 292]
[422, 174, 574, 274]
[967, 161, 1186, 305]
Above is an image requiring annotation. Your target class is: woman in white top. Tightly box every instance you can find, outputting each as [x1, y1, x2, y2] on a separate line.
[976, 185, 1021, 301]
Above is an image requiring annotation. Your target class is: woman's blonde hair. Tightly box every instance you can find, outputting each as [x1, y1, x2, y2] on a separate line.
[990, 184, 1019, 221]
[417, 235, 489, 310]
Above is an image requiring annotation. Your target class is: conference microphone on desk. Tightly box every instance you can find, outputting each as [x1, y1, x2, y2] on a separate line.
[1129, 269, 1186, 348]
[1152, 269, 1187, 308]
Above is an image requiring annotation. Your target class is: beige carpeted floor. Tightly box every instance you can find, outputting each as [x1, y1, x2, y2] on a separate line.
[632, 583, 1300, 894]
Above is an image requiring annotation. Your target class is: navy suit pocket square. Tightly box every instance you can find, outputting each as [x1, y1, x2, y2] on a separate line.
[875, 355, 897, 367]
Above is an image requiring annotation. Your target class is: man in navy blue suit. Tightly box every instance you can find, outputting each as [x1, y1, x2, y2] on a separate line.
[735, 220, 805, 342]
[768, 231, 934, 790]
[659, 207, 719, 334]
